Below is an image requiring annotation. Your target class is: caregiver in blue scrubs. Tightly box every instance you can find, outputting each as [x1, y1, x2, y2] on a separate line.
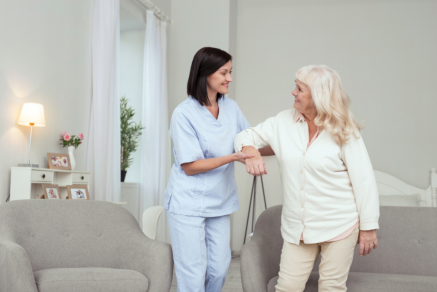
[165, 47, 273, 292]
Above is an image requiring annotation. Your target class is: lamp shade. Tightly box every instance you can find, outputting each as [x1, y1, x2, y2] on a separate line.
[18, 103, 46, 127]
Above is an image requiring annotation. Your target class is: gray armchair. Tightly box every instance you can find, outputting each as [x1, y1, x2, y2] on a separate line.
[0, 200, 173, 292]
[241, 205, 437, 292]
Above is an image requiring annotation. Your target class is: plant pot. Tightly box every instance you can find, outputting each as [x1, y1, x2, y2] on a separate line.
[121, 170, 127, 182]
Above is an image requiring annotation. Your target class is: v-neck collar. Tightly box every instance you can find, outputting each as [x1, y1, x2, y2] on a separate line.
[307, 127, 324, 150]
[191, 96, 224, 126]
[295, 111, 324, 150]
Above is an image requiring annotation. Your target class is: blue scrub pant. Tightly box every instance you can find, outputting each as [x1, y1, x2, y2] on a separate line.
[167, 211, 232, 292]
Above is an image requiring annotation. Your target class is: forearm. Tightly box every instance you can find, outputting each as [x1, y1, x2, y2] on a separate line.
[242, 146, 260, 156]
[259, 146, 275, 156]
[182, 154, 236, 176]
[234, 127, 271, 153]
[342, 137, 380, 230]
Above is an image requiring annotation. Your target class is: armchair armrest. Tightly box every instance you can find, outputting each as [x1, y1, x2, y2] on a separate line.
[116, 234, 173, 292]
[0, 241, 38, 292]
[240, 205, 283, 292]
[241, 236, 282, 292]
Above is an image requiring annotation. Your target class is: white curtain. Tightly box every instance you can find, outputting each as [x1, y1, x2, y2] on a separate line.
[139, 10, 168, 242]
[87, 0, 121, 202]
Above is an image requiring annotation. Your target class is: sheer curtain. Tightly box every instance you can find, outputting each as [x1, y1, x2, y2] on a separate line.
[139, 10, 168, 242]
[86, 0, 121, 202]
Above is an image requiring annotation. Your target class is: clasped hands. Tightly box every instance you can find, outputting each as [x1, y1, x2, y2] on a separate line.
[239, 146, 267, 176]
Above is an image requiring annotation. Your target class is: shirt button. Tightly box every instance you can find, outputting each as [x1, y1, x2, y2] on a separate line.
[300, 169, 304, 173]
[303, 151, 306, 155]
[301, 186, 304, 190]
[301, 204, 304, 208]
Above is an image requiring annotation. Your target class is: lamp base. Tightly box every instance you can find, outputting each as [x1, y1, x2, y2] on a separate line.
[18, 163, 39, 168]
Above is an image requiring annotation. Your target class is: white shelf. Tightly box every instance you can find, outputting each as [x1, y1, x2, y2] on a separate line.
[10, 167, 90, 200]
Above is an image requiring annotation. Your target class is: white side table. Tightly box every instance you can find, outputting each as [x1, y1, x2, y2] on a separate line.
[10, 167, 90, 200]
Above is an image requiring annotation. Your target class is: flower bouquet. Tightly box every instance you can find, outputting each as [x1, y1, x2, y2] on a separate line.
[59, 132, 84, 149]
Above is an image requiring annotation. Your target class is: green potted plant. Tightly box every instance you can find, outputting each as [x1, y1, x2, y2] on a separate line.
[120, 96, 144, 182]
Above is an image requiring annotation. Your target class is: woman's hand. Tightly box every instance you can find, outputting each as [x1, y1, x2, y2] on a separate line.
[358, 229, 378, 256]
[233, 152, 255, 165]
[242, 146, 267, 176]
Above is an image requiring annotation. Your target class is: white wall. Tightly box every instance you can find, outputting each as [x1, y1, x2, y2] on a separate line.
[168, 0, 231, 116]
[0, 0, 94, 204]
[231, 0, 437, 252]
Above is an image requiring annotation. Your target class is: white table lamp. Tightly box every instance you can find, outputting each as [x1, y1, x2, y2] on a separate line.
[18, 103, 46, 168]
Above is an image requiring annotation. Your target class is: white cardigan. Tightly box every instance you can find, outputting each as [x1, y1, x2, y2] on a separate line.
[234, 109, 380, 245]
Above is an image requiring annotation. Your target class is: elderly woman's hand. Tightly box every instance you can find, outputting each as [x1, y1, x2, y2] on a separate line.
[358, 229, 378, 256]
[242, 146, 267, 176]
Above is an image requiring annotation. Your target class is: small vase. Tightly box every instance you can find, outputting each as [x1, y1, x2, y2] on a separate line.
[68, 146, 76, 171]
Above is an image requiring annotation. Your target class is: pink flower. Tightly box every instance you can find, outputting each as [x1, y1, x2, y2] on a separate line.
[78, 133, 84, 140]
[61, 131, 67, 137]
[63, 134, 71, 141]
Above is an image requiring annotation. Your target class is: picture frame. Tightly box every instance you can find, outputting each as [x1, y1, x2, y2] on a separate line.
[41, 184, 61, 199]
[47, 153, 71, 170]
[66, 185, 90, 200]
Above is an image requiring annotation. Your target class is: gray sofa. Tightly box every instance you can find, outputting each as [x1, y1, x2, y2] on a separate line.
[241, 205, 437, 292]
[0, 200, 173, 292]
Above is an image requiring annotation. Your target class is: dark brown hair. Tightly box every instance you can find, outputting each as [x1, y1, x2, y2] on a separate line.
[187, 47, 232, 106]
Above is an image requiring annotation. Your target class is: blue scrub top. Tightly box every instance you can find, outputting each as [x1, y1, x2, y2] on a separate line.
[164, 96, 251, 217]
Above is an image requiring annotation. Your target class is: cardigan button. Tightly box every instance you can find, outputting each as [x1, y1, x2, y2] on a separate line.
[418, 239, 425, 244]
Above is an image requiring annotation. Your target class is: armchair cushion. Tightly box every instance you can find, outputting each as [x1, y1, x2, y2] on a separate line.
[267, 272, 437, 292]
[34, 267, 148, 292]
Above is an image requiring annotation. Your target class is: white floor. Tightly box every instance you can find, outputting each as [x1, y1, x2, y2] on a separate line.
[170, 257, 243, 292]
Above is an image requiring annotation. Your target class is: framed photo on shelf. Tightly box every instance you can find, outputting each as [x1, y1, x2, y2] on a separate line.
[66, 185, 90, 200]
[47, 153, 71, 170]
[42, 184, 61, 199]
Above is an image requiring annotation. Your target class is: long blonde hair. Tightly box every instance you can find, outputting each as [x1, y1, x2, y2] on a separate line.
[295, 65, 362, 145]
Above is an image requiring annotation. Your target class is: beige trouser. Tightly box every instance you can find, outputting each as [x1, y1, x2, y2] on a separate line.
[275, 225, 359, 292]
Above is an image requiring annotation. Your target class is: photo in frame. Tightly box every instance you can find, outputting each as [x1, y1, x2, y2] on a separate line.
[42, 184, 61, 199]
[66, 185, 90, 200]
[47, 153, 71, 170]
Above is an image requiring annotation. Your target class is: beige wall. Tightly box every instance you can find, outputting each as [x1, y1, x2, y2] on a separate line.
[231, 0, 437, 252]
[0, 0, 94, 204]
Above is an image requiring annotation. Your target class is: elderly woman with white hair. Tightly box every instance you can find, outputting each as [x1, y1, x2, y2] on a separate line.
[234, 65, 380, 292]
